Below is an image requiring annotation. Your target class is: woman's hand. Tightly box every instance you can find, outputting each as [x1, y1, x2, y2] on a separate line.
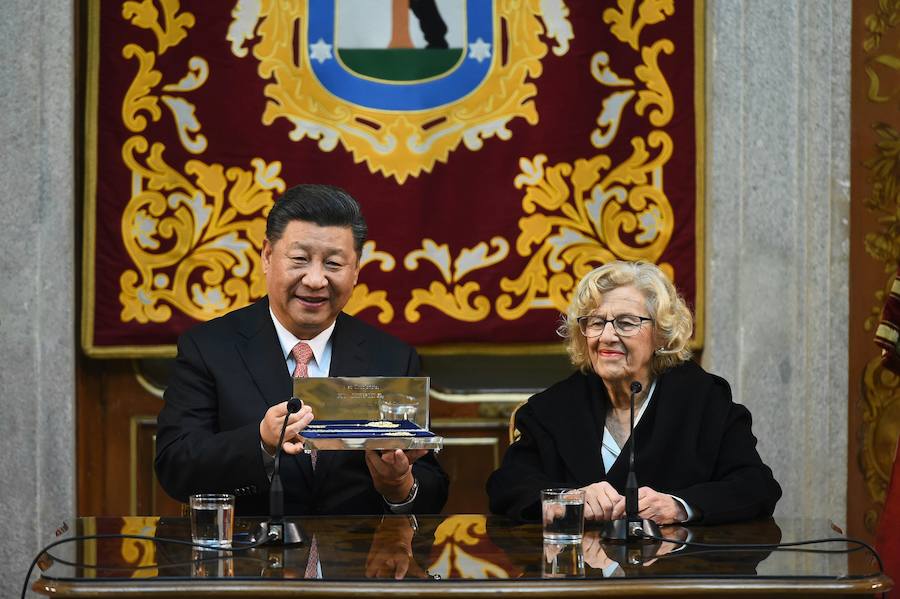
[580, 481, 625, 521]
[637, 486, 687, 525]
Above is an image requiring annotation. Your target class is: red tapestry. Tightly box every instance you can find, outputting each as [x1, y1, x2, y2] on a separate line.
[82, 0, 703, 356]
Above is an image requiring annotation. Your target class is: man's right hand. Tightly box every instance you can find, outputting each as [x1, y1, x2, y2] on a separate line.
[259, 401, 314, 455]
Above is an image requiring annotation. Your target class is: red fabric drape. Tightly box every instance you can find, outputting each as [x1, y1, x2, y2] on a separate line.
[877, 439, 900, 595]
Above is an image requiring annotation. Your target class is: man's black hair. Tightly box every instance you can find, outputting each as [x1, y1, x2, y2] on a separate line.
[266, 184, 367, 256]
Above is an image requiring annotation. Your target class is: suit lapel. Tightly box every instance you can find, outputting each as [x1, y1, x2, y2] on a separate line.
[234, 298, 314, 484]
[328, 313, 368, 376]
[532, 373, 607, 486]
[234, 298, 292, 409]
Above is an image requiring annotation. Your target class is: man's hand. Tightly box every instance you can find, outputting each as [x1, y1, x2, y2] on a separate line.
[637, 486, 687, 525]
[259, 401, 314, 456]
[364, 449, 427, 503]
[581, 481, 625, 522]
[365, 517, 426, 579]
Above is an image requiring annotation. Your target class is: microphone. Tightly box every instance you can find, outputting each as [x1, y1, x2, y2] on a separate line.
[253, 397, 305, 546]
[601, 381, 661, 544]
[270, 397, 303, 518]
[625, 381, 641, 524]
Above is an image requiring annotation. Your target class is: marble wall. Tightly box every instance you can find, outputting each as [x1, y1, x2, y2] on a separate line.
[704, 0, 851, 523]
[0, 0, 851, 594]
[0, 1, 76, 595]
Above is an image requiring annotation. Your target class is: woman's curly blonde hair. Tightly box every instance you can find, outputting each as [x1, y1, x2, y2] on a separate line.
[558, 261, 693, 375]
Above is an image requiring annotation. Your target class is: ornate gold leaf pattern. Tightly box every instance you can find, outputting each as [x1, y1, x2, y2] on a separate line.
[496, 1, 678, 322]
[109, 0, 691, 336]
[122, 0, 195, 55]
[635, 40, 675, 126]
[119, 135, 283, 323]
[497, 130, 675, 319]
[121, 44, 162, 132]
[235, 0, 554, 183]
[603, 0, 674, 51]
[345, 284, 395, 324]
[863, 0, 900, 52]
[405, 281, 491, 324]
[401, 238, 507, 323]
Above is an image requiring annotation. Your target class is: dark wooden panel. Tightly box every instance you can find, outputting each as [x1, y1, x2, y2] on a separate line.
[76, 358, 182, 517]
[431, 419, 510, 514]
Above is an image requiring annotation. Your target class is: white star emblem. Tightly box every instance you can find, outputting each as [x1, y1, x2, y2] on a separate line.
[468, 38, 491, 63]
[309, 38, 333, 64]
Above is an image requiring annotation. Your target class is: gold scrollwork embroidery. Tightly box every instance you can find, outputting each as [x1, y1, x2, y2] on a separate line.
[345, 284, 395, 324]
[121, 44, 162, 132]
[344, 241, 397, 323]
[233, 2, 561, 183]
[119, 136, 284, 323]
[863, 0, 900, 53]
[635, 39, 675, 127]
[110, 0, 689, 332]
[497, 132, 674, 319]
[402, 238, 509, 323]
[603, 0, 674, 51]
[122, 0, 195, 55]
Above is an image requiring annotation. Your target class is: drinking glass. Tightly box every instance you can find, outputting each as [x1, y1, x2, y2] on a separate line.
[189, 493, 235, 548]
[541, 488, 585, 542]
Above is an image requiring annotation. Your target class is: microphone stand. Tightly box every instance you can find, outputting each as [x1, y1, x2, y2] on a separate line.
[601, 381, 661, 546]
[253, 397, 305, 546]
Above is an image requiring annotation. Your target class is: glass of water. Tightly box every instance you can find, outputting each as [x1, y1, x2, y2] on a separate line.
[189, 494, 235, 548]
[541, 488, 585, 542]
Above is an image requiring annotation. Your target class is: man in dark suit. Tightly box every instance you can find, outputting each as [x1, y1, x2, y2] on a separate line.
[155, 184, 448, 516]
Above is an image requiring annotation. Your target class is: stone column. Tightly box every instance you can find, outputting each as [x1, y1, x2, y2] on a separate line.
[704, 0, 850, 522]
[0, 1, 75, 595]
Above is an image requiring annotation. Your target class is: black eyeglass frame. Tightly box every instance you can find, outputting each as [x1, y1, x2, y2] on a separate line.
[576, 315, 654, 338]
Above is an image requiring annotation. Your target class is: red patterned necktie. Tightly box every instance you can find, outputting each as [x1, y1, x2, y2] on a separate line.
[291, 341, 313, 378]
[291, 342, 317, 470]
[291, 343, 319, 578]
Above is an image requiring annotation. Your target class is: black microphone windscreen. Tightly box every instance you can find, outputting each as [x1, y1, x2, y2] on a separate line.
[287, 397, 303, 413]
[630, 381, 642, 394]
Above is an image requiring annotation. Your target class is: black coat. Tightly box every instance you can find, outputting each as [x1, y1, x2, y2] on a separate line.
[487, 361, 781, 524]
[155, 298, 448, 516]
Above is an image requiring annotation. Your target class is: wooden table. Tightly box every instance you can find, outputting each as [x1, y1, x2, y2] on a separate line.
[31, 515, 891, 597]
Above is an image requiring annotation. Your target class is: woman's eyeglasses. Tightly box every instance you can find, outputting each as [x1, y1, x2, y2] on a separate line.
[576, 315, 653, 338]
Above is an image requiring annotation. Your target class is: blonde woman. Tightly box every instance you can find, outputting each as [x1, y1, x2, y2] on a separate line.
[487, 261, 781, 525]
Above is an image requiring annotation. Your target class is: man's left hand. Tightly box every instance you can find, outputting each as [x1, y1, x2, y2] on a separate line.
[637, 486, 687, 525]
[365, 449, 427, 503]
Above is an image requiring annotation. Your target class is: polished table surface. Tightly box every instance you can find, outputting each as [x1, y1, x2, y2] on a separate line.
[33, 515, 891, 597]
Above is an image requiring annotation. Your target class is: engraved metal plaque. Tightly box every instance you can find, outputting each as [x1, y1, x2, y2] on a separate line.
[292, 377, 442, 451]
